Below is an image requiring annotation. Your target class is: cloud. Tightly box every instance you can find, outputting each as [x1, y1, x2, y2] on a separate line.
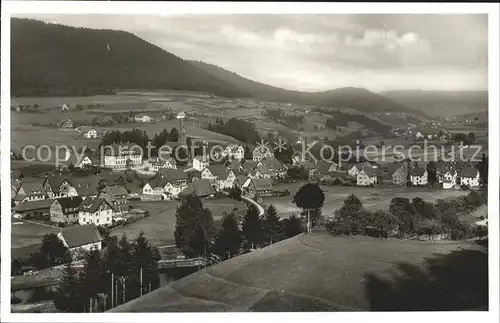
[14, 14, 488, 91]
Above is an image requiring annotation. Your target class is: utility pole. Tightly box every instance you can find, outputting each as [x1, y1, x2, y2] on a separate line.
[111, 272, 114, 309]
[307, 209, 311, 234]
[123, 277, 126, 304]
[140, 267, 143, 297]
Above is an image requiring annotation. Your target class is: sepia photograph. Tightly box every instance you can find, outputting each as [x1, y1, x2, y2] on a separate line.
[1, 1, 499, 320]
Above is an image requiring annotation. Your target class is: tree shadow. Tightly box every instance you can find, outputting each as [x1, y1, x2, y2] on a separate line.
[364, 249, 488, 311]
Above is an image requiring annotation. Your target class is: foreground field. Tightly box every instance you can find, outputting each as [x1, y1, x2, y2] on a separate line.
[112, 232, 486, 311]
[267, 183, 468, 217]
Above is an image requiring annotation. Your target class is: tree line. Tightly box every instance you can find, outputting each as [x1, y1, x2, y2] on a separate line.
[327, 190, 487, 240]
[207, 118, 261, 144]
[174, 195, 303, 260]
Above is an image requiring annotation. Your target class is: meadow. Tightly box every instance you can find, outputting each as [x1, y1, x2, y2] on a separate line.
[113, 232, 486, 311]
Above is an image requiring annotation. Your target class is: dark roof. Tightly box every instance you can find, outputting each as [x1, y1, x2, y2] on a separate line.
[74, 184, 99, 197]
[206, 164, 229, 178]
[241, 160, 258, 170]
[317, 161, 335, 174]
[257, 164, 272, 175]
[157, 168, 187, 182]
[251, 178, 273, 191]
[359, 167, 377, 178]
[260, 157, 286, 171]
[55, 196, 83, 214]
[179, 179, 216, 198]
[410, 167, 426, 176]
[15, 199, 54, 212]
[328, 170, 348, 178]
[102, 185, 128, 198]
[228, 159, 242, 170]
[45, 174, 72, 192]
[60, 224, 103, 248]
[79, 197, 110, 213]
[460, 167, 479, 178]
[19, 181, 46, 196]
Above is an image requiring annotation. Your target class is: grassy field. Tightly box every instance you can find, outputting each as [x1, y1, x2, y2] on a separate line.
[267, 183, 468, 217]
[11, 222, 58, 249]
[112, 232, 486, 311]
[112, 198, 247, 247]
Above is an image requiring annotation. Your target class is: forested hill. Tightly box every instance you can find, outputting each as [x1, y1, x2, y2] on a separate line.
[12, 18, 423, 116]
[191, 60, 426, 116]
[11, 18, 249, 97]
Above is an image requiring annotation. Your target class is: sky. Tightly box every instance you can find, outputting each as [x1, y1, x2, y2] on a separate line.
[17, 14, 488, 92]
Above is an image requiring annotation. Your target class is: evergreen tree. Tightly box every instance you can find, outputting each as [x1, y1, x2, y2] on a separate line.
[174, 195, 216, 256]
[262, 205, 284, 245]
[242, 204, 263, 249]
[170, 127, 179, 142]
[189, 225, 208, 257]
[54, 261, 83, 312]
[79, 248, 105, 311]
[282, 215, 303, 238]
[214, 212, 242, 259]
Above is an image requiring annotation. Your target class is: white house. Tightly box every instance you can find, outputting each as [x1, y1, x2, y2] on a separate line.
[50, 196, 83, 224]
[78, 197, 114, 226]
[83, 129, 97, 139]
[135, 114, 152, 123]
[410, 167, 428, 186]
[440, 170, 457, 185]
[253, 145, 274, 162]
[357, 167, 377, 186]
[443, 179, 455, 189]
[149, 157, 177, 171]
[193, 155, 210, 172]
[57, 224, 103, 257]
[459, 168, 480, 187]
[143, 169, 188, 199]
[102, 144, 143, 169]
[201, 164, 236, 190]
[223, 144, 245, 161]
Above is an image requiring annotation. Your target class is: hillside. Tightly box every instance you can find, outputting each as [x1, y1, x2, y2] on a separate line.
[382, 90, 488, 116]
[111, 233, 486, 312]
[12, 18, 422, 116]
[191, 60, 427, 116]
[11, 19, 249, 98]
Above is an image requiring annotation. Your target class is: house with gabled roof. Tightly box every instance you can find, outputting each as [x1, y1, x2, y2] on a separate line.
[102, 143, 143, 169]
[179, 179, 216, 199]
[50, 196, 83, 224]
[149, 157, 177, 171]
[252, 145, 274, 162]
[57, 224, 103, 256]
[459, 167, 480, 187]
[100, 185, 129, 213]
[14, 199, 54, 219]
[242, 178, 273, 198]
[142, 169, 188, 199]
[223, 144, 245, 161]
[78, 197, 114, 226]
[43, 173, 75, 199]
[74, 183, 99, 200]
[357, 167, 377, 186]
[258, 157, 287, 179]
[15, 181, 47, 203]
[391, 167, 407, 186]
[201, 164, 236, 190]
[410, 167, 428, 186]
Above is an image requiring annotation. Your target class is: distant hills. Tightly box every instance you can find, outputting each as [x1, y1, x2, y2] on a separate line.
[12, 18, 423, 116]
[382, 90, 488, 116]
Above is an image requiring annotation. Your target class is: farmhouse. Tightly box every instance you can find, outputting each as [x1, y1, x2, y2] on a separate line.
[202, 165, 236, 190]
[74, 184, 99, 199]
[50, 196, 83, 224]
[179, 179, 216, 199]
[102, 144, 143, 169]
[316, 160, 338, 176]
[252, 145, 274, 162]
[57, 224, 103, 256]
[259, 157, 287, 179]
[43, 173, 75, 199]
[223, 144, 245, 161]
[410, 167, 428, 186]
[15, 182, 47, 203]
[14, 199, 54, 219]
[143, 169, 188, 199]
[347, 163, 369, 177]
[357, 167, 377, 186]
[243, 178, 273, 198]
[61, 118, 74, 128]
[193, 155, 210, 172]
[78, 197, 114, 226]
[459, 167, 480, 187]
[135, 114, 153, 123]
[67, 154, 94, 169]
[256, 164, 273, 179]
[101, 185, 129, 214]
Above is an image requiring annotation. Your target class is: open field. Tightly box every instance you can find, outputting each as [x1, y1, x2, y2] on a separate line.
[11, 222, 58, 249]
[112, 232, 486, 311]
[112, 198, 247, 247]
[266, 183, 468, 217]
